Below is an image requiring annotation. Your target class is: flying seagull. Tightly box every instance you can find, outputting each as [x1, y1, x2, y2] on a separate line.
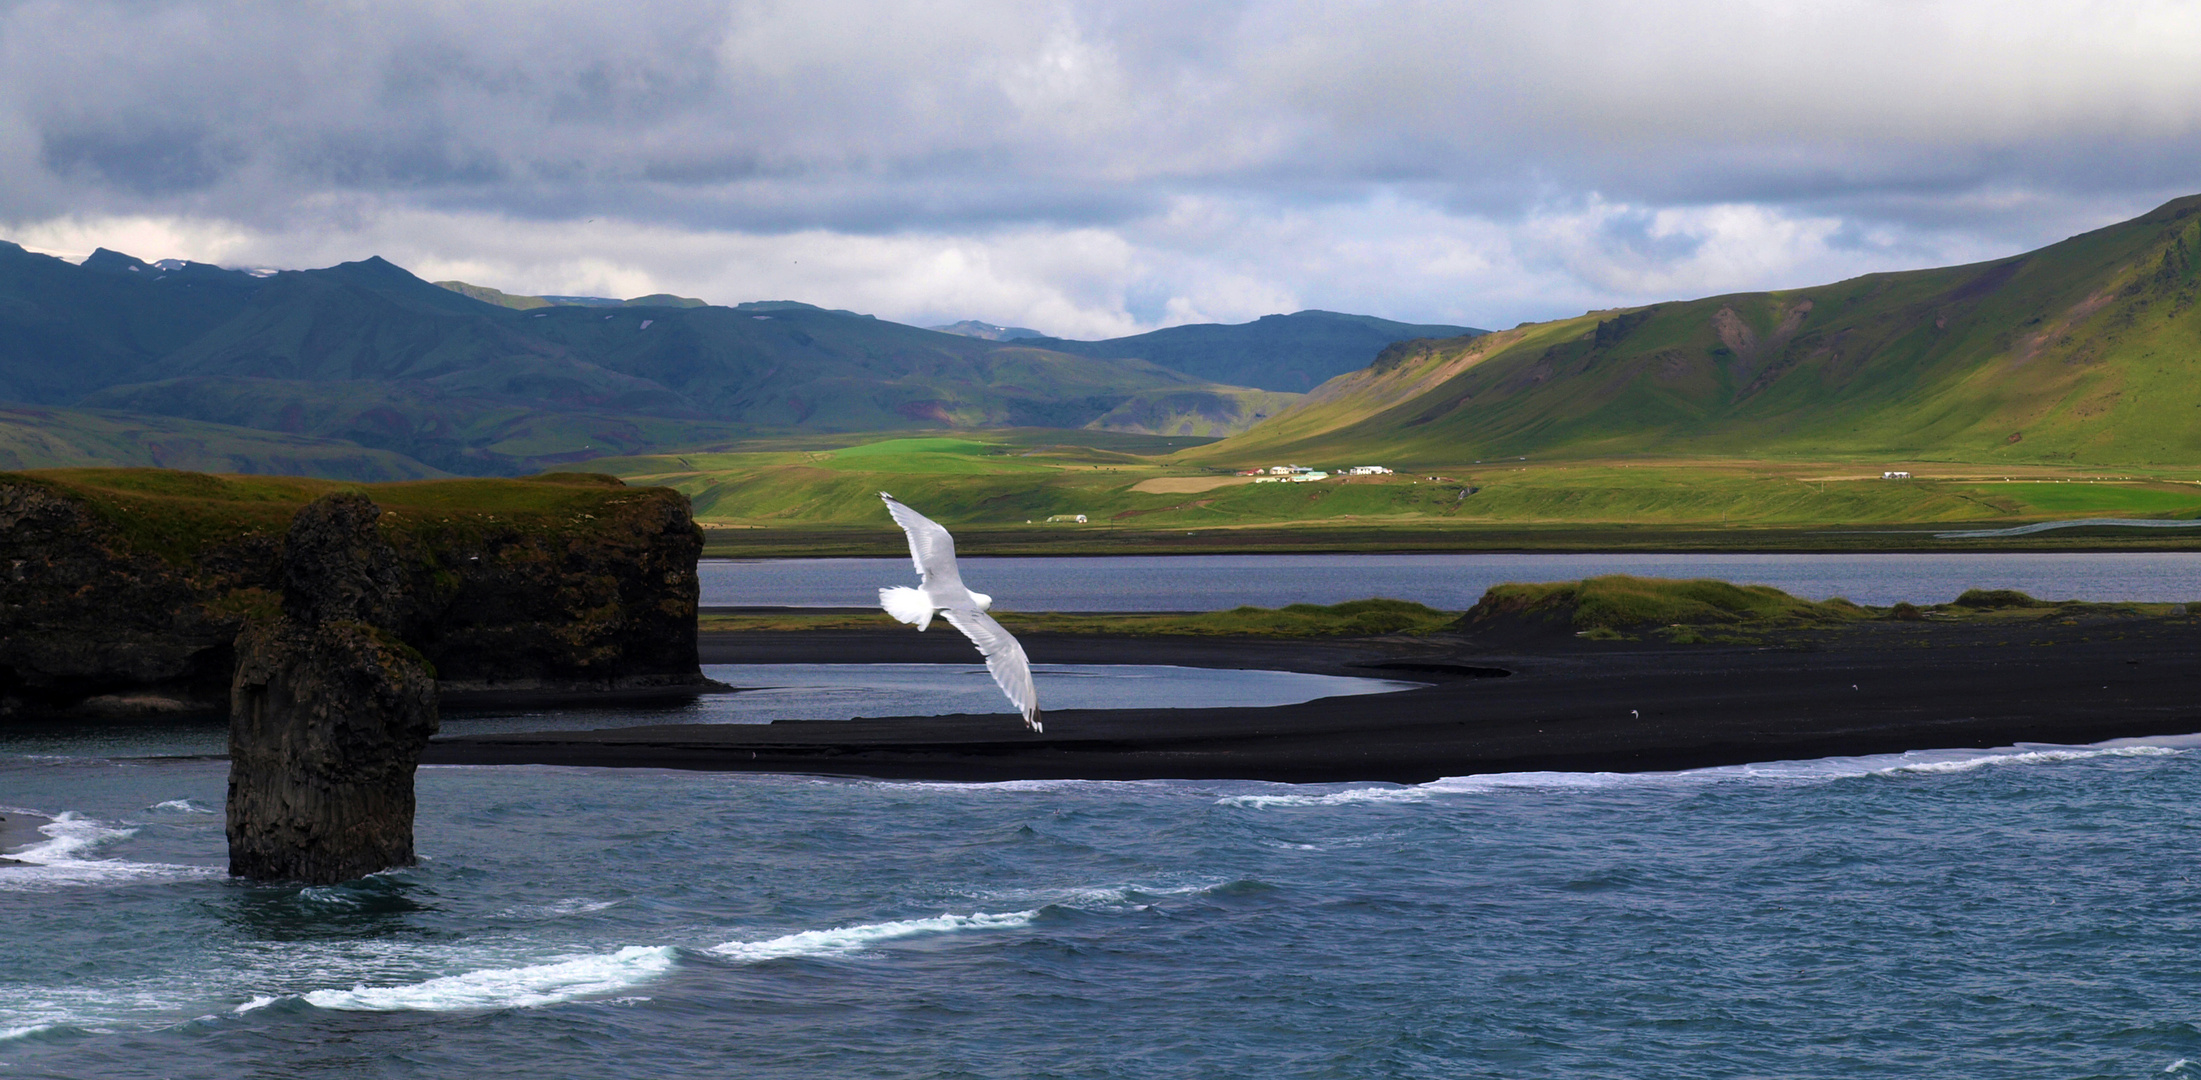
[877, 492, 1042, 732]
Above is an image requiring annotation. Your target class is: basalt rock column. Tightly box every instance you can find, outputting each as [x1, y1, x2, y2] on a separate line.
[227, 492, 439, 884]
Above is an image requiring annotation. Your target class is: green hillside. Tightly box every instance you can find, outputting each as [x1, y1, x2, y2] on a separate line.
[587, 429, 2201, 538]
[1193, 195, 2201, 469]
[0, 405, 446, 480]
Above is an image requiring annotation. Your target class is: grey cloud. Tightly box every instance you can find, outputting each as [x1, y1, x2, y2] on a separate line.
[3, 0, 2199, 330]
[8, 0, 2198, 234]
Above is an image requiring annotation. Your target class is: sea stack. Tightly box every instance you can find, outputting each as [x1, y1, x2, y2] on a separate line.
[226, 492, 439, 884]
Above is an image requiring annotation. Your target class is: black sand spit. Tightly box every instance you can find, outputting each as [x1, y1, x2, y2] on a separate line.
[422, 615, 2201, 783]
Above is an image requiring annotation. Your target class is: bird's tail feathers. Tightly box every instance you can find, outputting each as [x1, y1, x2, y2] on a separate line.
[879, 586, 935, 631]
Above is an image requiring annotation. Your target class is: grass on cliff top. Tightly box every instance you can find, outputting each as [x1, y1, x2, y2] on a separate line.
[5, 467, 666, 566]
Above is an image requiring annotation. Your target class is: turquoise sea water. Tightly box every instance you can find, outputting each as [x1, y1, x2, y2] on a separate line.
[11, 556, 2201, 1077]
[7, 728, 2201, 1078]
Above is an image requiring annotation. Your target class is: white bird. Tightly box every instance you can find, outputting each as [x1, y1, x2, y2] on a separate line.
[877, 492, 1042, 732]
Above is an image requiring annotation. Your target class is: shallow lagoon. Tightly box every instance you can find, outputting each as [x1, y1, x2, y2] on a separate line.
[703, 551, 2201, 610]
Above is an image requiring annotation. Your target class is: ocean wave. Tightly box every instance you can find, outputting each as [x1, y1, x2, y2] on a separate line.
[0, 812, 223, 892]
[1879, 744, 2184, 775]
[710, 910, 1037, 962]
[494, 898, 624, 920]
[1217, 734, 2201, 807]
[946, 878, 1230, 910]
[1219, 785, 1427, 808]
[852, 777, 1187, 795]
[246, 945, 679, 1013]
[145, 799, 216, 814]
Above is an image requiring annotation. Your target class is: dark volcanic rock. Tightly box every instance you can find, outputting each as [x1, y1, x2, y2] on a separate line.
[0, 472, 712, 718]
[227, 492, 438, 884]
[226, 614, 438, 883]
[281, 491, 405, 626]
[0, 481, 259, 718]
[396, 485, 711, 702]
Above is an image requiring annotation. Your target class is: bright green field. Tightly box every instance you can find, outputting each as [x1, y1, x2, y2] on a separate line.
[585, 431, 2201, 554]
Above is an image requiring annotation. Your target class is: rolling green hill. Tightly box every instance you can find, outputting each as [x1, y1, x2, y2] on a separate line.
[0, 404, 446, 480]
[1193, 195, 2201, 469]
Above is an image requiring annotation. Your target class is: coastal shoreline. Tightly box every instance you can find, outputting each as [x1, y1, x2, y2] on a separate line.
[423, 615, 2201, 783]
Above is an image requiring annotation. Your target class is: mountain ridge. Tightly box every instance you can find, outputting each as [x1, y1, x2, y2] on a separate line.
[1, 248, 1381, 474]
[1192, 194, 2201, 468]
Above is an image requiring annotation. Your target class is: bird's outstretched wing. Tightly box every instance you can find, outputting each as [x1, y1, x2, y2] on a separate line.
[880, 492, 964, 592]
[942, 607, 1042, 733]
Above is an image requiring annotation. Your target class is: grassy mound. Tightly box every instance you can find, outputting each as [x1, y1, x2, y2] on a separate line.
[8, 467, 675, 567]
[1455, 575, 1864, 640]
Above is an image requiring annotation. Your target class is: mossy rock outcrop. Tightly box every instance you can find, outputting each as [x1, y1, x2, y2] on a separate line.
[0, 467, 708, 719]
[1451, 575, 1863, 642]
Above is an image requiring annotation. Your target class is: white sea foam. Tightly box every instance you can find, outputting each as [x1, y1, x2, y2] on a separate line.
[0, 1024, 56, 1041]
[855, 777, 1182, 795]
[146, 798, 216, 814]
[0, 812, 222, 892]
[495, 898, 623, 920]
[1218, 734, 2201, 807]
[710, 910, 1036, 962]
[278, 946, 678, 1013]
[1220, 786, 1428, 808]
[1881, 745, 2183, 775]
[949, 879, 1224, 910]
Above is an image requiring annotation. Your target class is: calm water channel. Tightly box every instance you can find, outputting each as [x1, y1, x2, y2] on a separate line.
[704, 552, 2201, 610]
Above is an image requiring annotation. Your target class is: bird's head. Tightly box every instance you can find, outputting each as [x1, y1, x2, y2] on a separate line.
[970, 591, 993, 611]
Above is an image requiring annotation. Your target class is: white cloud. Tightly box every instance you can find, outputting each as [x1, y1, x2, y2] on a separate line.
[0, 0, 2196, 329]
[4, 188, 2043, 338]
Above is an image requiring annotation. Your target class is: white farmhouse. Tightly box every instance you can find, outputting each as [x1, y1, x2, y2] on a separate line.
[1344, 465, 1393, 475]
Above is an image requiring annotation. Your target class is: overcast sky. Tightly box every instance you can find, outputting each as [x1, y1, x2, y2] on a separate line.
[3, 0, 2198, 337]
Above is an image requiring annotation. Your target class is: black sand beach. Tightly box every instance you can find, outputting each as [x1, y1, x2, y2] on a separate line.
[423, 612, 2201, 783]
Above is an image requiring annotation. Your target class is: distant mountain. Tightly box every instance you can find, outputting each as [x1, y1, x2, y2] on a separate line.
[0, 247, 1291, 474]
[1025, 311, 1484, 393]
[434, 280, 707, 310]
[0, 244, 263, 403]
[1194, 194, 2201, 468]
[930, 320, 1046, 341]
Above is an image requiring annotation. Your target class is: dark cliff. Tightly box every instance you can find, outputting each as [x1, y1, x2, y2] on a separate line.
[229, 491, 440, 883]
[0, 468, 708, 720]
